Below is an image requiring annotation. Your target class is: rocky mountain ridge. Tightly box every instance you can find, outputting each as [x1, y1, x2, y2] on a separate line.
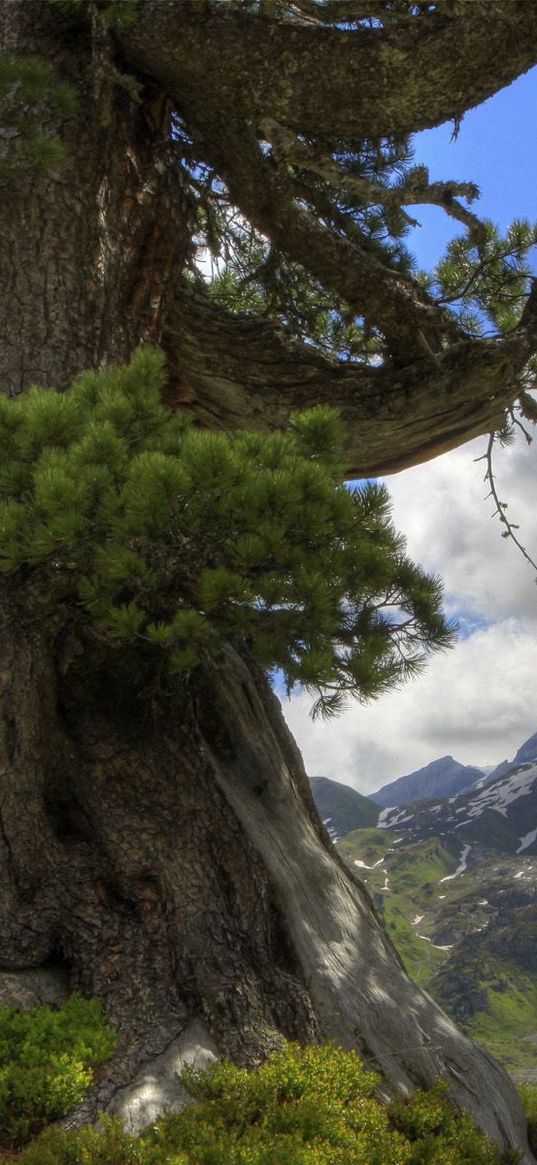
[309, 775, 379, 841]
[369, 755, 485, 808]
[486, 730, 537, 785]
[377, 759, 537, 855]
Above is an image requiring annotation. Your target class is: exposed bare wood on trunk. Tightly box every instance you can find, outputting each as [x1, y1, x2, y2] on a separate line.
[200, 644, 532, 1156]
[0, 600, 532, 1158]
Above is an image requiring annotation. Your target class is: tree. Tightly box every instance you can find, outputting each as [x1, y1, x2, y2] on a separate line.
[0, 1, 536, 1159]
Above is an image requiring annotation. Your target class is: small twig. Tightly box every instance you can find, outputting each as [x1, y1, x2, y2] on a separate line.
[511, 414, 533, 446]
[480, 433, 537, 578]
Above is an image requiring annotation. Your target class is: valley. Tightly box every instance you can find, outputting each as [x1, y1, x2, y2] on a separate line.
[311, 734, 537, 1083]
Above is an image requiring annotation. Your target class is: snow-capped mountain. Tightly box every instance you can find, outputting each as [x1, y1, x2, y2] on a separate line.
[377, 759, 537, 855]
[310, 730, 537, 1082]
[485, 730, 537, 785]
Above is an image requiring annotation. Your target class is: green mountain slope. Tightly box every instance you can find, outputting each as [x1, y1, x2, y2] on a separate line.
[309, 776, 379, 838]
[337, 825, 537, 1081]
[312, 742, 537, 1081]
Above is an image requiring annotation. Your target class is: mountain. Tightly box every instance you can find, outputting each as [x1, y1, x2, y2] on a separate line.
[337, 762, 537, 1082]
[310, 737, 537, 1078]
[369, 755, 484, 808]
[309, 776, 379, 841]
[377, 759, 537, 854]
[337, 819, 537, 1082]
[486, 730, 537, 785]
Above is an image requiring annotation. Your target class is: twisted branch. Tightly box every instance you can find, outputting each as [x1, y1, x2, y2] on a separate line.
[478, 433, 537, 578]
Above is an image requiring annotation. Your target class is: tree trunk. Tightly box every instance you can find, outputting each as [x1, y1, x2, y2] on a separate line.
[0, 4, 533, 1162]
[0, 0, 192, 395]
[0, 614, 533, 1157]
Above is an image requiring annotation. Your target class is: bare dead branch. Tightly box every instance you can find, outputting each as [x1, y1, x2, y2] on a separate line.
[261, 121, 486, 243]
[481, 433, 537, 577]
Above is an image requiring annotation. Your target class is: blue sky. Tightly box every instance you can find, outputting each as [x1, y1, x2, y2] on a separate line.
[284, 66, 537, 794]
[411, 67, 537, 269]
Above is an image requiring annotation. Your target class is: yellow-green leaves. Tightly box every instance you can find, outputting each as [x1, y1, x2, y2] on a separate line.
[0, 995, 116, 1151]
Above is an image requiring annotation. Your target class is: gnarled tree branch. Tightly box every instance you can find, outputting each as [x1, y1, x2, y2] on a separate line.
[116, 1, 537, 469]
[166, 280, 537, 477]
[119, 1, 537, 142]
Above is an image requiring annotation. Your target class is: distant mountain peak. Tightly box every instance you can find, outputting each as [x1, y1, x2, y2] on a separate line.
[369, 756, 484, 809]
[486, 730, 537, 785]
[377, 758, 537, 857]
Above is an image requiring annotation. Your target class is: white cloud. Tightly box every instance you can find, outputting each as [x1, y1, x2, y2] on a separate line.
[282, 433, 537, 795]
[385, 434, 537, 625]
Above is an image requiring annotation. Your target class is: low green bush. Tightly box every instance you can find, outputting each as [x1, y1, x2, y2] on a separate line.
[518, 1084, 537, 1155]
[0, 994, 117, 1150]
[0, 347, 454, 718]
[2, 1041, 516, 1165]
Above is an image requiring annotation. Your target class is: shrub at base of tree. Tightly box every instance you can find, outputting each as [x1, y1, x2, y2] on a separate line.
[0, 995, 116, 1150]
[0, 1010, 521, 1165]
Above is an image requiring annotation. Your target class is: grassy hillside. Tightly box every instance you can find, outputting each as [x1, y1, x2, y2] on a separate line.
[309, 777, 379, 837]
[338, 828, 537, 1080]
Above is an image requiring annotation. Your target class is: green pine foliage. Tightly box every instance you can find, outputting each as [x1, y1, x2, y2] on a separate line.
[191, 119, 536, 366]
[5, 1042, 514, 1165]
[0, 347, 455, 714]
[190, 130, 417, 365]
[428, 218, 537, 336]
[0, 995, 117, 1150]
[0, 52, 76, 180]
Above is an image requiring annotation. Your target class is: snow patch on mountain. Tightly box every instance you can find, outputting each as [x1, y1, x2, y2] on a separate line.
[377, 759, 537, 853]
[517, 828, 537, 854]
[377, 807, 414, 828]
[440, 844, 471, 882]
[354, 855, 386, 870]
[460, 763, 536, 821]
[322, 816, 341, 844]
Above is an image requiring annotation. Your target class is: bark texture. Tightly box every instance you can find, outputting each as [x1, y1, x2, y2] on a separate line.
[0, 0, 192, 394]
[0, 2, 536, 1161]
[1, 648, 536, 1157]
[169, 280, 536, 476]
[0, 613, 533, 1158]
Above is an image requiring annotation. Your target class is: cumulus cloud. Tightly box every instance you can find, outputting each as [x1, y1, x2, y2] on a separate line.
[281, 432, 537, 795]
[385, 434, 537, 625]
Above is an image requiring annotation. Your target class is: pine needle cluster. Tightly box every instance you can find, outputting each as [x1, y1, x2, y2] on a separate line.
[0, 349, 455, 715]
[0, 52, 76, 180]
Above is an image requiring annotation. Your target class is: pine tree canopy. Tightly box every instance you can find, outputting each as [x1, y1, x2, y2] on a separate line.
[0, 348, 454, 717]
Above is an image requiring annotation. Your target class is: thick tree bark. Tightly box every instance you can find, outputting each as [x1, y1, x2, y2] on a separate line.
[0, 611, 533, 1157]
[169, 279, 537, 476]
[0, 3, 535, 1162]
[0, 0, 192, 394]
[120, 1, 537, 143]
